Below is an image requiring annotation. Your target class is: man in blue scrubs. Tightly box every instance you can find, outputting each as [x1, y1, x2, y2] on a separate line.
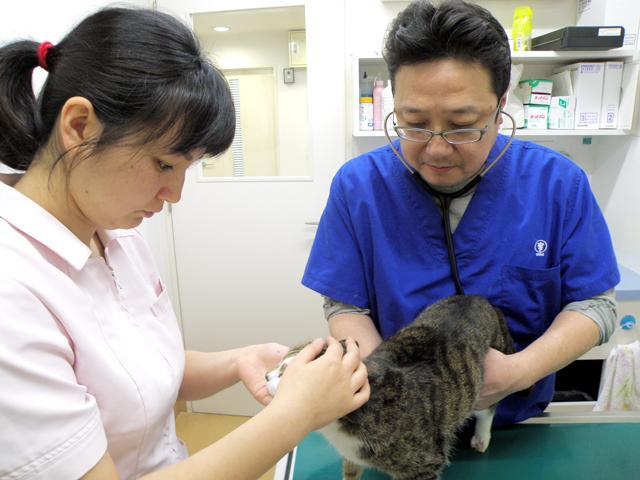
[302, 0, 619, 426]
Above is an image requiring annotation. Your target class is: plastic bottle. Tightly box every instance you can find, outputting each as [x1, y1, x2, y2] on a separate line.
[359, 97, 373, 131]
[512, 6, 533, 52]
[609, 315, 639, 346]
[360, 71, 373, 98]
[372, 78, 385, 130]
[381, 80, 394, 132]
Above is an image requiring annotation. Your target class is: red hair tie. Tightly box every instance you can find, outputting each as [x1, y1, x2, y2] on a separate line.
[37, 41, 54, 71]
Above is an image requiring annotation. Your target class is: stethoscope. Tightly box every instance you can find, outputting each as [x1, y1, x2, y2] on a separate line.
[383, 109, 516, 295]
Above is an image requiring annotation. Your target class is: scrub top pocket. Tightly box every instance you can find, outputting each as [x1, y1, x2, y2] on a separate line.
[490, 264, 562, 348]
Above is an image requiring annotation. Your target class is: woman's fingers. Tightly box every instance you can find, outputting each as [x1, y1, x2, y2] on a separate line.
[291, 337, 326, 365]
[341, 337, 362, 372]
[351, 361, 368, 392]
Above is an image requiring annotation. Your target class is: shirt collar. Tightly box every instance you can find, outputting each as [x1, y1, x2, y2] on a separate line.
[0, 182, 134, 271]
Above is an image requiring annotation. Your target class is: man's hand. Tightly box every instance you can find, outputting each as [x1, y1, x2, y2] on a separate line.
[475, 348, 528, 410]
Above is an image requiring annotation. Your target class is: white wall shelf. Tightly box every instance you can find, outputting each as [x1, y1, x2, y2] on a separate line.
[352, 52, 640, 142]
[511, 50, 638, 64]
[508, 129, 630, 137]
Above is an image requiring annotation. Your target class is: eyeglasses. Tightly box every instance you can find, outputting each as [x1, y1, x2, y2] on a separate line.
[393, 108, 500, 145]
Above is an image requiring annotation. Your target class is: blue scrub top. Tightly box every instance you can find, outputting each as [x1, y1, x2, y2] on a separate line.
[302, 134, 620, 426]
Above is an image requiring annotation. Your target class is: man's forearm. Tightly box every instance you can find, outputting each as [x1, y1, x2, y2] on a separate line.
[514, 310, 601, 390]
[328, 313, 382, 358]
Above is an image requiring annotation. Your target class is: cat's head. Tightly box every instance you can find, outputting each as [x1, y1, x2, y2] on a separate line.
[265, 339, 350, 396]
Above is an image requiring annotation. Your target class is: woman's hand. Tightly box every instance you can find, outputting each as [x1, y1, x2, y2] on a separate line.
[237, 343, 289, 405]
[270, 336, 370, 433]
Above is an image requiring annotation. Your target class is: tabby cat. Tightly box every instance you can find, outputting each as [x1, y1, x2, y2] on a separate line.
[265, 295, 515, 480]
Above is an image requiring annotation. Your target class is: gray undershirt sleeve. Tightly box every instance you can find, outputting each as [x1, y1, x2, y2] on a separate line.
[563, 289, 617, 345]
[323, 296, 370, 320]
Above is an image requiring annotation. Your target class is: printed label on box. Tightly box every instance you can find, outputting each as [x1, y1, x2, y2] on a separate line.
[598, 27, 623, 37]
[529, 93, 552, 105]
[580, 64, 602, 75]
[578, 112, 598, 125]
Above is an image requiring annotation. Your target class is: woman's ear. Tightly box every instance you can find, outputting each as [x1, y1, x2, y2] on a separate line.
[57, 96, 102, 153]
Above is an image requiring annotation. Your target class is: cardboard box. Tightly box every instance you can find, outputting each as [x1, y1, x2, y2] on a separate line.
[549, 70, 573, 96]
[600, 61, 624, 129]
[553, 62, 604, 129]
[549, 96, 576, 129]
[524, 105, 549, 129]
[577, 0, 640, 50]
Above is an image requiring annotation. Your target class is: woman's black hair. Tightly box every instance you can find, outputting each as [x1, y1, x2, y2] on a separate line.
[0, 7, 235, 171]
[383, 0, 511, 99]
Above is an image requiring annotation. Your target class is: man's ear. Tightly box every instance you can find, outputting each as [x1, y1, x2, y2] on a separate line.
[57, 96, 102, 153]
[497, 95, 508, 127]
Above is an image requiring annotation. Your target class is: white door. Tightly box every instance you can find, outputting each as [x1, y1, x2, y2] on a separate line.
[165, 1, 347, 415]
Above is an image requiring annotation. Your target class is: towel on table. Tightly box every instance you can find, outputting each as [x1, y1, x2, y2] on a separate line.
[594, 340, 640, 411]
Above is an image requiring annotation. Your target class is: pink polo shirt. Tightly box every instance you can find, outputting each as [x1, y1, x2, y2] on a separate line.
[0, 182, 187, 479]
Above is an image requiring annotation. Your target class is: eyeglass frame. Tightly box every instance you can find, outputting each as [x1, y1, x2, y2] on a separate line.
[392, 106, 501, 145]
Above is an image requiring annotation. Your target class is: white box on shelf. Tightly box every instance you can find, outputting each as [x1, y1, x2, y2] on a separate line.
[524, 105, 549, 129]
[549, 96, 576, 129]
[553, 62, 604, 129]
[600, 61, 624, 129]
[550, 70, 573, 97]
[576, 0, 640, 50]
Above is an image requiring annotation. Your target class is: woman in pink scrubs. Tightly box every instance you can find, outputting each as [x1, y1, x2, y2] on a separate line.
[0, 7, 369, 480]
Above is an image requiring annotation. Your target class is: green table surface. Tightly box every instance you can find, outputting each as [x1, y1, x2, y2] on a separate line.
[292, 423, 640, 479]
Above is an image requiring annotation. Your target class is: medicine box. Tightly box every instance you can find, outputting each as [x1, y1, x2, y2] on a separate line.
[518, 79, 553, 96]
[577, 0, 640, 50]
[600, 61, 624, 129]
[553, 62, 604, 129]
[549, 96, 576, 129]
[523, 92, 552, 106]
[524, 105, 549, 129]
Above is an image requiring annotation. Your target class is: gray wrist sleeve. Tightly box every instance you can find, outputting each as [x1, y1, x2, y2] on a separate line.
[323, 296, 370, 321]
[562, 289, 617, 345]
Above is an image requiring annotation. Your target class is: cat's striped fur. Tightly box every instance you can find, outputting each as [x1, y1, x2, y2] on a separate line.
[266, 295, 515, 480]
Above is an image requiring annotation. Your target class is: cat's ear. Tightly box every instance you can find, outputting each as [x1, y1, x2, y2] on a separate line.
[387, 325, 438, 364]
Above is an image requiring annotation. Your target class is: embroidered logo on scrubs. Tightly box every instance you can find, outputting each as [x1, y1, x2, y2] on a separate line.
[534, 240, 548, 257]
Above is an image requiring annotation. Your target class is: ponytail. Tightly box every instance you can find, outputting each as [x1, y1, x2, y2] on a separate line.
[0, 8, 235, 174]
[0, 41, 42, 170]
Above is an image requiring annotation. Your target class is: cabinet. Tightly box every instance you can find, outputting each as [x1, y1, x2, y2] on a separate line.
[349, 49, 640, 333]
[288, 30, 307, 68]
[351, 50, 640, 137]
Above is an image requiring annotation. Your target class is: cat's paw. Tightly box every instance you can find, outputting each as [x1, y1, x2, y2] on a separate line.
[470, 434, 490, 453]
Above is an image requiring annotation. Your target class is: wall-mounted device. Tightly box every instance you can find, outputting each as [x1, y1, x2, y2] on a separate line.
[283, 67, 295, 84]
